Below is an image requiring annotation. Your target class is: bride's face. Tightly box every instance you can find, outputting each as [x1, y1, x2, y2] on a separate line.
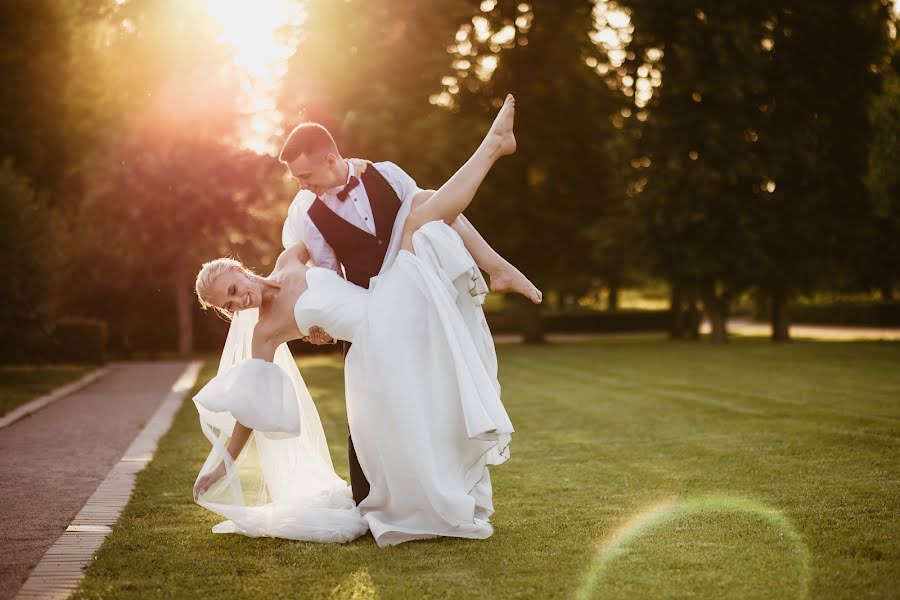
[211, 267, 263, 313]
[287, 152, 341, 197]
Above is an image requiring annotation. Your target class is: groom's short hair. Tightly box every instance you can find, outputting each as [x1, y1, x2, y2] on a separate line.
[279, 123, 339, 163]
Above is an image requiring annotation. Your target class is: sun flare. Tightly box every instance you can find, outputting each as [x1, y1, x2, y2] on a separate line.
[202, 0, 305, 154]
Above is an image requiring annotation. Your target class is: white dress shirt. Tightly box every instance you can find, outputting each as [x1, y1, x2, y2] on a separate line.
[281, 161, 423, 272]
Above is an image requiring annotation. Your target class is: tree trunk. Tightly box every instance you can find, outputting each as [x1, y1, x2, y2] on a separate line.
[685, 295, 701, 340]
[519, 297, 545, 344]
[770, 289, 791, 343]
[606, 278, 620, 311]
[174, 264, 193, 358]
[121, 316, 133, 359]
[669, 282, 684, 339]
[702, 290, 729, 344]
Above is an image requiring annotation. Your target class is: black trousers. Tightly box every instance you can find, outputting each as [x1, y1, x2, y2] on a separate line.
[344, 341, 370, 505]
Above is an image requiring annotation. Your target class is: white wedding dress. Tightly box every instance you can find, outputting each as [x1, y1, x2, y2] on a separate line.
[193, 221, 513, 546]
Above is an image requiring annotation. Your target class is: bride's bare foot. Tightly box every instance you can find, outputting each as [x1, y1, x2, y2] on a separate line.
[484, 94, 517, 159]
[489, 264, 542, 304]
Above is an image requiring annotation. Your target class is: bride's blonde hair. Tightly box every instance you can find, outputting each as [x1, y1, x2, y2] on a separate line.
[195, 257, 251, 320]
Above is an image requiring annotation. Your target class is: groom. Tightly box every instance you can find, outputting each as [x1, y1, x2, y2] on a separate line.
[278, 122, 539, 505]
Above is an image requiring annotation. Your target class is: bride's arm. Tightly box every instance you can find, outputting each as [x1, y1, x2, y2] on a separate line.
[193, 325, 279, 500]
[193, 419, 253, 499]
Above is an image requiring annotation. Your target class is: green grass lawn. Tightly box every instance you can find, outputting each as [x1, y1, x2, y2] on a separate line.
[0, 365, 93, 418]
[72, 338, 899, 599]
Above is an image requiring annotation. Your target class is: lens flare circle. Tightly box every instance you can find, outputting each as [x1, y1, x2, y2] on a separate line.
[576, 495, 812, 600]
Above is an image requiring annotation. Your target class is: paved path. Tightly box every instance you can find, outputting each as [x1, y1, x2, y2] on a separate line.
[711, 318, 900, 341]
[0, 361, 190, 600]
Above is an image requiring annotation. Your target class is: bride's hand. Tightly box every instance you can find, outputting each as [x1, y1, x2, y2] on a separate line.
[193, 464, 226, 500]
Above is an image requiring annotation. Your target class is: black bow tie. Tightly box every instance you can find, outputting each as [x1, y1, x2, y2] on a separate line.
[336, 176, 360, 202]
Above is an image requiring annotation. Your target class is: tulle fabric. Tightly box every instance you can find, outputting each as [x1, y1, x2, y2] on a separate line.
[192, 309, 368, 543]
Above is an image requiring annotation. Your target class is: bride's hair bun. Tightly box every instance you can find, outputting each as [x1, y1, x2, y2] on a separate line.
[196, 257, 244, 319]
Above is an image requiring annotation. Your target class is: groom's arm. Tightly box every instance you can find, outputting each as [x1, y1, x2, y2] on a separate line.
[281, 189, 341, 272]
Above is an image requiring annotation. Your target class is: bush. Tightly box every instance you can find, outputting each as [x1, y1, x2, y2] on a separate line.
[790, 301, 900, 327]
[52, 317, 108, 364]
[545, 310, 671, 333]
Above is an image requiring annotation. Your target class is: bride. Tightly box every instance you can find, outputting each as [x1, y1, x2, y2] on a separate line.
[191, 95, 518, 546]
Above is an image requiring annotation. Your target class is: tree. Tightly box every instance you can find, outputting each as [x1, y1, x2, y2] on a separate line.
[619, 0, 891, 342]
[58, 0, 290, 356]
[621, 1, 771, 343]
[0, 0, 119, 359]
[279, 0, 473, 179]
[865, 34, 900, 300]
[751, 0, 891, 341]
[440, 1, 622, 339]
[0, 161, 64, 361]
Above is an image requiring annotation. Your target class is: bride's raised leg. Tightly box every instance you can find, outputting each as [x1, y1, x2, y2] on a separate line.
[401, 94, 516, 249]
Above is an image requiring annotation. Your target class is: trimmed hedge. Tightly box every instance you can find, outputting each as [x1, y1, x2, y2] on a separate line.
[486, 309, 671, 334]
[52, 317, 108, 364]
[790, 301, 900, 327]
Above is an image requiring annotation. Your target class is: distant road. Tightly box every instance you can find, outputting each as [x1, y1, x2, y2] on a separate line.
[704, 318, 900, 341]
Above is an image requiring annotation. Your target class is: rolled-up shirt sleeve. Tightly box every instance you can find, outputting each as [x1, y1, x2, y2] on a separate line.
[303, 215, 341, 272]
[282, 190, 315, 249]
[283, 189, 341, 272]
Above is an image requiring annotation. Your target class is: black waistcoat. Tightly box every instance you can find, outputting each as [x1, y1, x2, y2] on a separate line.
[306, 165, 401, 289]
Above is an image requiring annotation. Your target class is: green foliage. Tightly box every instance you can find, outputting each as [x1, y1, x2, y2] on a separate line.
[0, 0, 73, 195]
[620, 0, 892, 339]
[51, 0, 294, 354]
[74, 340, 900, 598]
[787, 300, 900, 327]
[280, 0, 473, 177]
[281, 1, 628, 297]
[2, 0, 898, 355]
[486, 308, 670, 333]
[0, 161, 60, 361]
[864, 38, 900, 298]
[453, 1, 623, 294]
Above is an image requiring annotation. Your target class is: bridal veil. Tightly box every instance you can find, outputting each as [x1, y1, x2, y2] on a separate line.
[191, 308, 368, 543]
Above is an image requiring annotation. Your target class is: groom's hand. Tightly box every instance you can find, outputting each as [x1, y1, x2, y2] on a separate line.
[303, 326, 335, 345]
[347, 158, 369, 175]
